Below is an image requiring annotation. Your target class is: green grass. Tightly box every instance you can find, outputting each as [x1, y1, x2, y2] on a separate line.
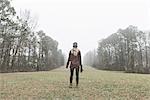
[0, 66, 150, 100]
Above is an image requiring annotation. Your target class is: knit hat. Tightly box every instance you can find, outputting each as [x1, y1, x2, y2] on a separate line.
[73, 42, 78, 48]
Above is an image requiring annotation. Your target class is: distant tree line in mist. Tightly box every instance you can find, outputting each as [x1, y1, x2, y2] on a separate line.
[0, 0, 64, 72]
[84, 25, 150, 74]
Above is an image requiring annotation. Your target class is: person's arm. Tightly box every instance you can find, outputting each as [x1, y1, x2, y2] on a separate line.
[66, 51, 71, 68]
[79, 51, 83, 72]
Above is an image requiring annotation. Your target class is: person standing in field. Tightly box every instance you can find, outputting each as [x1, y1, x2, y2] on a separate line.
[66, 42, 83, 88]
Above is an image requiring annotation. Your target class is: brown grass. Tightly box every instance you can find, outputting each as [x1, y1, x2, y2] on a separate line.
[0, 66, 150, 100]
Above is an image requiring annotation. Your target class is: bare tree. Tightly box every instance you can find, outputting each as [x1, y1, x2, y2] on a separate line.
[95, 25, 150, 73]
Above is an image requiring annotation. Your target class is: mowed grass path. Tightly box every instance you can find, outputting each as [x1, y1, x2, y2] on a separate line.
[0, 66, 150, 100]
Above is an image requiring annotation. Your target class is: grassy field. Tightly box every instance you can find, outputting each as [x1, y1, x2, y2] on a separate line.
[0, 66, 150, 100]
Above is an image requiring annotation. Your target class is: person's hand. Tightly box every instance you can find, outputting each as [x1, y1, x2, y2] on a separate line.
[66, 65, 68, 69]
[80, 65, 83, 72]
[81, 68, 83, 72]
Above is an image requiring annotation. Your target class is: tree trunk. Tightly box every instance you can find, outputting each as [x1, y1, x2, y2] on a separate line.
[145, 45, 148, 68]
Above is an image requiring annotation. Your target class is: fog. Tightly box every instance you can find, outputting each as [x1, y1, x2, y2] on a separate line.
[12, 0, 150, 55]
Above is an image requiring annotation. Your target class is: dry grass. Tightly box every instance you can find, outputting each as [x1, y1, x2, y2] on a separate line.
[0, 66, 150, 100]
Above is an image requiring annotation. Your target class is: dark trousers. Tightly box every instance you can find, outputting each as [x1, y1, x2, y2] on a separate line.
[70, 67, 79, 85]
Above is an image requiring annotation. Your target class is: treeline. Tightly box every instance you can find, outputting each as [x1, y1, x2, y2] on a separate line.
[83, 49, 98, 67]
[0, 0, 64, 72]
[84, 25, 150, 74]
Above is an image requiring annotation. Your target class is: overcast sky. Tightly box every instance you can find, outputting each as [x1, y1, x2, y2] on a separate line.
[12, 0, 150, 56]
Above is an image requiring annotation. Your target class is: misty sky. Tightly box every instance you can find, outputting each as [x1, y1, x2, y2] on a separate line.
[12, 0, 150, 56]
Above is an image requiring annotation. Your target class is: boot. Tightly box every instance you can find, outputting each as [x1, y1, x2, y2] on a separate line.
[76, 84, 78, 88]
[69, 83, 72, 88]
